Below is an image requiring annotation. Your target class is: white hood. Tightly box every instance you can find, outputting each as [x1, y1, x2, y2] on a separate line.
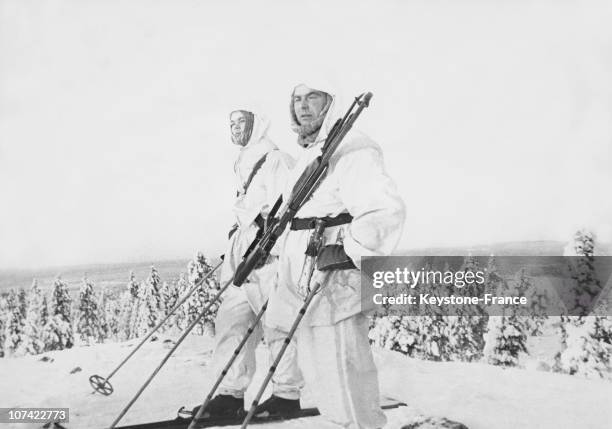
[290, 78, 348, 147]
[232, 110, 277, 193]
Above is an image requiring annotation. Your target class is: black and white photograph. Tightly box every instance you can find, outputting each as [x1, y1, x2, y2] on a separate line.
[1, 1, 611, 428]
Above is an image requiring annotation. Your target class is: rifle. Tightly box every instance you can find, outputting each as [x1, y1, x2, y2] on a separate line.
[233, 91, 373, 287]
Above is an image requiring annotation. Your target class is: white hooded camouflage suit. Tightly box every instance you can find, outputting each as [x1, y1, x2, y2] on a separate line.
[213, 111, 304, 400]
[266, 83, 406, 428]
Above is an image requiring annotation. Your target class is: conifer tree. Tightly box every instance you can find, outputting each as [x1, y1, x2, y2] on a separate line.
[3, 306, 25, 356]
[0, 293, 8, 357]
[447, 255, 487, 361]
[76, 276, 99, 345]
[555, 230, 612, 378]
[134, 266, 162, 337]
[2, 290, 25, 356]
[45, 276, 74, 350]
[174, 273, 190, 330]
[20, 279, 46, 355]
[159, 280, 180, 332]
[127, 271, 140, 299]
[186, 253, 220, 335]
[118, 290, 134, 340]
[97, 287, 119, 342]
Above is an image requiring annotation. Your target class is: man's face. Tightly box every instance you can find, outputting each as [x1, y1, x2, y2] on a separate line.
[230, 111, 247, 142]
[293, 84, 327, 126]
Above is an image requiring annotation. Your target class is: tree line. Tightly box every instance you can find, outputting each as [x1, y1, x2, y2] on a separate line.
[368, 230, 612, 380]
[0, 253, 219, 358]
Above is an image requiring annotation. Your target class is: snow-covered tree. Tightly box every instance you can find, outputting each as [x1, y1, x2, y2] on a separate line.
[40, 294, 49, 327]
[567, 230, 601, 317]
[117, 291, 134, 340]
[518, 268, 548, 336]
[186, 253, 220, 335]
[483, 312, 528, 367]
[173, 273, 190, 330]
[159, 280, 180, 332]
[0, 293, 10, 357]
[482, 263, 529, 367]
[97, 287, 120, 342]
[3, 307, 25, 357]
[2, 290, 25, 357]
[76, 276, 99, 345]
[133, 266, 163, 338]
[416, 261, 452, 361]
[368, 315, 421, 357]
[447, 255, 488, 362]
[127, 271, 140, 299]
[17, 288, 27, 320]
[555, 317, 611, 379]
[555, 229, 612, 379]
[418, 315, 451, 361]
[123, 272, 142, 340]
[45, 277, 74, 350]
[19, 280, 46, 355]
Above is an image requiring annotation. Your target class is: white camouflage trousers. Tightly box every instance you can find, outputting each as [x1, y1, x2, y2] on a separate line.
[211, 283, 304, 400]
[290, 313, 387, 429]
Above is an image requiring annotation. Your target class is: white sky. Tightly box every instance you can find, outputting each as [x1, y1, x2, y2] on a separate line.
[1, 0, 611, 269]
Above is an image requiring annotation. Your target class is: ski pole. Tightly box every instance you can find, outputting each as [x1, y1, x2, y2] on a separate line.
[187, 300, 269, 429]
[240, 276, 327, 429]
[89, 261, 223, 396]
[108, 275, 233, 429]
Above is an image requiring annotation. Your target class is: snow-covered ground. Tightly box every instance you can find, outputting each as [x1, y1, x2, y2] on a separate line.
[0, 333, 610, 429]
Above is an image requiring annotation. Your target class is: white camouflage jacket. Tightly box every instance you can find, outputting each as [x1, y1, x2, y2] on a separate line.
[267, 84, 406, 328]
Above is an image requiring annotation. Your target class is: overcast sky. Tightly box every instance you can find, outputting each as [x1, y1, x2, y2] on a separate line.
[1, 0, 611, 269]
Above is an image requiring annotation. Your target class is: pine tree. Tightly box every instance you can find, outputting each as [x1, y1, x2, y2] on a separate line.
[567, 230, 601, 317]
[447, 255, 488, 362]
[19, 279, 46, 355]
[555, 229, 612, 379]
[159, 280, 180, 332]
[0, 293, 10, 357]
[2, 290, 25, 357]
[3, 307, 25, 357]
[76, 276, 99, 345]
[483, 262, 529, 367]
[417, 261, 451, 361]
[116, 270, 144, 340]
[120, 272, 141, 340]
[40, 294, 49, 327]
[97, 287, 118, 342]
[127, 271, 140, 299]
[555, 317, 611, 379]
[483, 308, 528, 367]
[186, 253, 220, 335]
[133, 266, 163, 338]
[368, 315, 421, 356]
[17, 288, 27, 320]
[118, 290, 134, 340]
[174, 273, 190, 330]
[519, 268, 548, 336]
[45, 276, 74, 350]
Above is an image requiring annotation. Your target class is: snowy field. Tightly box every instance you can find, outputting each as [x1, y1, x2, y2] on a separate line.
[0, 333, 610, 429]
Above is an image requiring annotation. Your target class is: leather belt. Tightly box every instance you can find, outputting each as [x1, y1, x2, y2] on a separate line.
[290, 213, 353, 231]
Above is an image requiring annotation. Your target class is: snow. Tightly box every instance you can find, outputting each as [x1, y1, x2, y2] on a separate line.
[0, 333, 610, 429]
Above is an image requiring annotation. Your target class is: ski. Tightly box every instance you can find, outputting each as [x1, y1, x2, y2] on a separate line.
[47, 398, 406, 429]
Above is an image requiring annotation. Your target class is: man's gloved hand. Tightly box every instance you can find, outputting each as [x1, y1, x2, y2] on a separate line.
[254, 254, 270, 270]
[316, 244, 356, 271]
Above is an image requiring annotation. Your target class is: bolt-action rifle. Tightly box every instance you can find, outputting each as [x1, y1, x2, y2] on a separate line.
[233, 91, 373, 287]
